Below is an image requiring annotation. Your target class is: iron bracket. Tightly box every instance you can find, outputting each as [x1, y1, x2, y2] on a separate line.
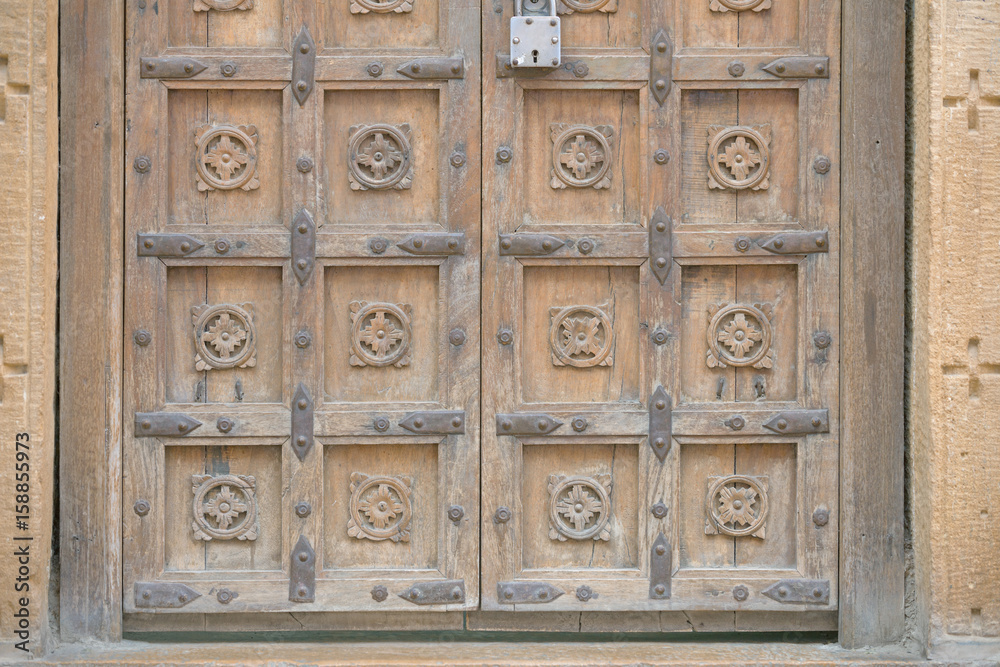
[650, 29, 672, 106]
[140, 56, 207, 79]
[762, 579, 830, 605]
[396, 57, 465, 79]
[762, 56, 830, 79]
[291, 26, 316, 106]
[648, 386, 672, 462]
[289, 535, 316, 603]
[757, 231, 829, 255]
[291, 209, 316, 285]
[137, 233, 205, 257]
[398, 232, 465, 256]
[134, 412, 203, 437]
[762, 409, 829, 435]
[291, 384, 314, 461]
[649, 206, 672, 285]
[497, 581, 564, 604]
[649, 532, 672, 599]
[398, 580, 466, 605]
[399, 411, 466, 435]
[496, 413, 564, 436]
[498, 234, 565, 256]
[134, 582, 201, 609]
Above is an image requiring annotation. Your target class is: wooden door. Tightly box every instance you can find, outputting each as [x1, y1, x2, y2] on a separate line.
[124, 0, 480, 616]
[481, 0, 840, 621]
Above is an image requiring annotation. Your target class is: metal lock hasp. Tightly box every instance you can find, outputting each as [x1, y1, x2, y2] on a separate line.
[511, 0, 560, 69]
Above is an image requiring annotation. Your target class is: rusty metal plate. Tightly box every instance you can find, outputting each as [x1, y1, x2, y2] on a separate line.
[291, 26, 315, 106]
[648, 386, 672, 462]
[757, 231, 829, 255]
[137, 233, 205, 257]
[497, 582, 564, 604]
[762, 410, 829, 435]
[649, 206, 672, 285]
[496, 413, 564, 436]
[291, 384, 314, 461]
[649, 532, 671, 599]
[396, 57, 465, 79]
[498, 234, 565, 256]
[762, 57, 830, 79]
[289, 535, 315, 603]
[140, 57, 206, 79]
[134, 582, 201, 609]
[398, 233, 465, 256]
[762, 579, 830, 605]
[291, 209, 316, 285]
[398, 580, 466, 605]
[399, 411, 466, 435]
[134, 412, 202, 437]
[650, 29, 672, 106]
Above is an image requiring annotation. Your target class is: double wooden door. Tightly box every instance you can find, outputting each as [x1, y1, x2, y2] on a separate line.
[124, 0, 839, 628]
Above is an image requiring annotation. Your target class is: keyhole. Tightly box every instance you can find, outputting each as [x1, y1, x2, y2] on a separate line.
[531, 50, 539, 64]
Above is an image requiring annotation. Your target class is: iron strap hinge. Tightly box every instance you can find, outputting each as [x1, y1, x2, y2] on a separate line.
[757, 231, 829, 255]
[649, 206, 672, 285]
[650, 29, 672, 106]
[140, 57, 207, 79]
[291, 26, 316, 105]
[291, 384, 315, 461]
[398, 232, 465, 256]
[762, 409, 829, 435]
[396, 57, 465, 79]
[649, 532, 672, 599]
[762, 579, 830, 605]
[762, 56, 830, 79]
[135, 412, 203, 437]
[289, 535, 316, 603]
[496, 413, 563, 436]
[291, 209, 316, 284]
[497, 581, 564, 604]
[134, 582, 201, 609]
[138, 233, 205, 257]
[499, 234, 565, 256]
[648, 386, 672, 461]
[398, 580, 466, 605]
[399, 411, 466, 435]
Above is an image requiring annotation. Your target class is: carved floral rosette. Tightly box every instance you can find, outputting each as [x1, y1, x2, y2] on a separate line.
[556, 0, 617, 14]
[550, 304, 614, 368]
[705, 474, 769, 539]
[706, 302, 775, 369]
[349, 301, 412, 368]
[350, 0, 413, 13]
[191, 474, 259, 541]
[550, 123, 614, 190]
[348, 123, 414, 190]
[548, 474, 613, 541]
[347, 473, 413, 543]
[709, 0, 771, 12]
[707, 124, 771, 191]
[193, 0, 254, 10]
[192, 302, 258, 371]
[195, 124, 260, 192]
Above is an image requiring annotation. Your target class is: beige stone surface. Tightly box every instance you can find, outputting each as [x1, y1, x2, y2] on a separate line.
[0, 0, 58, 660]
[911, 0, 1000, 654]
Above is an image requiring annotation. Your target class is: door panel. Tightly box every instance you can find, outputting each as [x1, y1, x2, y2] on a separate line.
[125, 0, 480, 616]
[482, 0, 839, 619]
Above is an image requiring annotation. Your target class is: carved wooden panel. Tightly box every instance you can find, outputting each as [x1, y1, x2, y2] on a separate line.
[191, 473, 259, 541]
[709, 0, 771, 13]
[347, 123, 414, 191]
[705, 302, 775, 370]
[548, 304, 614, 368]
[547, 474, 613, 541]
[550, 124, 614, 190]
[348, 301, 412, 368]
[707, 124, 771, 191]
[347, 473, 413, 542]
[705, 474, 769, 539]
[350, 0, 413, 14]
[193, 0, 254, 11]
[195, 124, 260, 192]
[556, 0, 617, 14]
[191, 303, 258, 371]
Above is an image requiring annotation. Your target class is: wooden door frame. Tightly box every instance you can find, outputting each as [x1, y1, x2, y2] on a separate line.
[57, 0, 905, 649]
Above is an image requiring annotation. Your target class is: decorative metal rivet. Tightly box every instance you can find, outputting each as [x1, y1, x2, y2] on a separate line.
[497, 329, 514, 345]
[450, 152, 466, 168]
[573, 62, 589, 78]
[294, 330, 312, 349]
[733, 585, 749, 602]
[654, 584, 666, 596]
[814, 155, 832, 174]
[214, 239, 231, 254]
[449, 328, 466, 346]
[133, 499, 151, 516]
[296, 80, 308, 92]
[815, 63, 826, 75]
[297, 399, 308, 410]
[367, 62, 383, 77]
[653, 149, 670, 165]
[576, 585, 594, 602]
[184, 63, 194, 74]
[179, 593, 189, 602]
[813, 507, 830, 527]
[373, 416, 390, 432]
[414, 417, 425, 429]
[570, 416, 588, 432]
[134, 329, 152, 347]
[651, 502, 668, 519]
[296, 156, 314, 174]
[728, 61, 746, 78]
[142, 590, 151, 599]
[494, 506, 512, 524]
[220, 62, 237, 77]
[133, 155, 152, 173]
[776, 419, 788, 430]
[496, 146, 513, 164]
[447, 505, 464, 523]
[294, 501, 312, 518]
[735, 236, 753, 253]
[216, 417, 235, 433]
[371, 585, 388, 602]
[217, 588, 236, 604]
[775, 63, 786, 74]
[814, 331, 832, 349]
[728, 415, 746, 431]
[652, 328, 669, 345]
[577, 238, 595, 255]
[773, 238, 784, 249]
[367, 237, 390, 255]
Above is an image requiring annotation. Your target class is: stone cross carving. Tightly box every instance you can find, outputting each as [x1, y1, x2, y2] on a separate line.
[942, 338, 1000, 400]
[943, 70, 1000, 132]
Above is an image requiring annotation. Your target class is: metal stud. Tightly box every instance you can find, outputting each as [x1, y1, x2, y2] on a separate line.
[653, 149, 670, 165]
[133, 499, 151, 516]
[373, 416, 391, 432]
[496, 146, 513, 164]
[577, 238, 595, 255]
[735, 236, 752, 253]
[651, 502, 668, 519]
[133, 156, 152, 173]
[449, 329, 466, 346]
[371, 585, 389, 602]
[220, 62, 237, 78]
[367, 62, 384, 77]
[216, 417, 235, 433]
[497, 329, 514, 345]
[294, 330, 312, 349]
[447, 505, 464, 523]
[652, 328, 669, 345]
[297, 157, 314, 173]
[494, 506, 512, 524]
[450, 152, 466, 168]
[134, 329, 152, 347]
[814, 155, 832, 174]
[728, 61, 746, 78]
[294, 501, 312, 518]
[214, 239, 230, 254]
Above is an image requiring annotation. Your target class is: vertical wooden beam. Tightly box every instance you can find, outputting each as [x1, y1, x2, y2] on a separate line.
[839, 0, 907, 649]
[58, 0, 124, 642]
